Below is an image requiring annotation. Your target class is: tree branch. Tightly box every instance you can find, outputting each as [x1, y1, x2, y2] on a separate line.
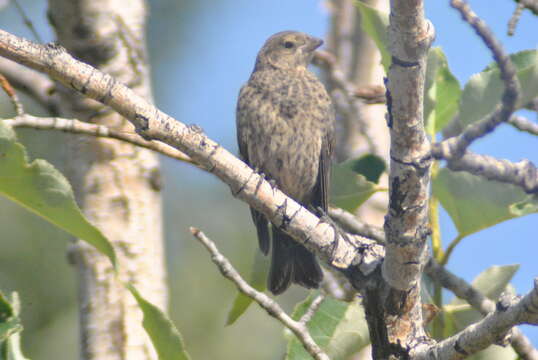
[189, 228, 329, 360]
[0, 57, 59, 115]
[415, 277, 538, 359]
[299, 294, 326, 325]
[383, 0, 433, 289]
[0, 29, 384, 277]
[0, 72, 24, 116]
[349, 0, 436, 357]
[329, 207, 385, 244]
[426, 261, 538, 360]
[445, 150, 538, 193]
[508, 115, 538, 136]
[431, 0, 520, 161]
[3, 115, 194, 164]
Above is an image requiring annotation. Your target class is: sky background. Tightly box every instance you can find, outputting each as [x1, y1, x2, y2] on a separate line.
[0, 0, 536, 358]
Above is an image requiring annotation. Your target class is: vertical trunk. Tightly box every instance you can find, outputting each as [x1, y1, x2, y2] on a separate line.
[327, 1, 431, 358]
[47, 1, 167, 359]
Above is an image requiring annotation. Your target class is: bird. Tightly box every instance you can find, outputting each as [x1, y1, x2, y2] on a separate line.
[236, 31, 335, 295]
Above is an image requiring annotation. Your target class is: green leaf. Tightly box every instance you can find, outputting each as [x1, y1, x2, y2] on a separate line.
[510, 194, 538, 216]
[127, 284, 191, 360]
[424, 48, 461, 136]
[0, 292, 21, 343]
[0, 122, 116, 267]
[344, 154, 386, 183]
[459, 50, 538, 128]
[432, 168, 528, 237]
[286, 294, 369, 360]
[0, 292, 29, 360]
[452, 265, 519, 306]
[330, 155, 386, 212]
[354, 1, 390, 72]
[226, 250, 268, 325]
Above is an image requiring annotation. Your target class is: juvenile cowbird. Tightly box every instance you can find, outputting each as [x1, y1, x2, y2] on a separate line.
[236, 31, 335, 295]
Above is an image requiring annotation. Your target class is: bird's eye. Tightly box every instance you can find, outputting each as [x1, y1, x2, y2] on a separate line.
[283, 41, 295, 49]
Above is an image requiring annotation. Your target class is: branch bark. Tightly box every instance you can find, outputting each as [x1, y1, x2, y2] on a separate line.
[356, 0, 435, 356]
[426, 261, 538, 360]
[3, 115, 194, 164]
[415, 278, 538, 359]
[190, 228, 329, 360]
[0, 29, 386, 280]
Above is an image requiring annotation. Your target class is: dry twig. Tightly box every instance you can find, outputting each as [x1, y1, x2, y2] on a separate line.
[432, 0, 520, 160]
[190, 227, 329, 360]
[3, 115, 195, 164]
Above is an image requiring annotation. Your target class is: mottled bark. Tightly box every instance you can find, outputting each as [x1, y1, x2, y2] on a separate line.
[47, 1, 167, 359]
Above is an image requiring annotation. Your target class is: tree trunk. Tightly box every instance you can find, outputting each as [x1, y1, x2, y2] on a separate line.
[47, 1, 167, 359]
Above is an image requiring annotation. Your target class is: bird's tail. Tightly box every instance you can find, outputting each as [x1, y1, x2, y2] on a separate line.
[268, 227, 323, 295]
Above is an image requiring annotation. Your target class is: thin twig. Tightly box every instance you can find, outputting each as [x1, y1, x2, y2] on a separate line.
[508, 115, 538, 136]
[354, 84, 386, 104]
[445, 150, 538, 194]
[299, 294, 326, 325]
[3, 115, 195, 165]
[508, 3, 525, 36]
[313, 50, 377, 155]
[426, 261, 538, 360]
[12, 0, 43, 43]
[433, 0, 520, 160]
[0, 72, 24, 116]
[315, 51, 385, 104]
[189, 227, 329, 360]
[0, 57, 59, 115]
[329, 207, 385, 244]
[321, 271, 346, 301]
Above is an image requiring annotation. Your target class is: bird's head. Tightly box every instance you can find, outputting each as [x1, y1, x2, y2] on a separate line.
[254, 31, 323, 71]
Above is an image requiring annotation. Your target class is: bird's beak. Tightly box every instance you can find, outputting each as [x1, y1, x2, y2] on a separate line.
[306, 37, 323, 52]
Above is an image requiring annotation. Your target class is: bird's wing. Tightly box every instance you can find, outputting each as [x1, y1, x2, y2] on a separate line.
[236, 83, 271, 255]
[313, 110, 336, 213]
[236, 85, 250, 163]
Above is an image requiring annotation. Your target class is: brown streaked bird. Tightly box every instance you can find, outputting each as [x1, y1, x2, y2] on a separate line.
[236, 31, 335, 295]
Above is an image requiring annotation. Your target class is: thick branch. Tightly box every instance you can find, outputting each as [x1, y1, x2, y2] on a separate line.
[190, 228, 329, 360]
[0, 30, 382, 274]
[356, 0, 435, 356]
[383, 0, 433, 290]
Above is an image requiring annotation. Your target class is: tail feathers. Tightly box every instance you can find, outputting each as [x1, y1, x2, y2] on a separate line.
[292, 245, 323, 289]
[268, 228, 323, 295]
[250, 208, 270, 255]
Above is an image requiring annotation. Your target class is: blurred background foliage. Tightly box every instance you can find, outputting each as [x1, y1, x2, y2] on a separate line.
[0, 0, 536, 359]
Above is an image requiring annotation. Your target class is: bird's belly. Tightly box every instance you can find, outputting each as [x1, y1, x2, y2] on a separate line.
[248, 131, 321, 202]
